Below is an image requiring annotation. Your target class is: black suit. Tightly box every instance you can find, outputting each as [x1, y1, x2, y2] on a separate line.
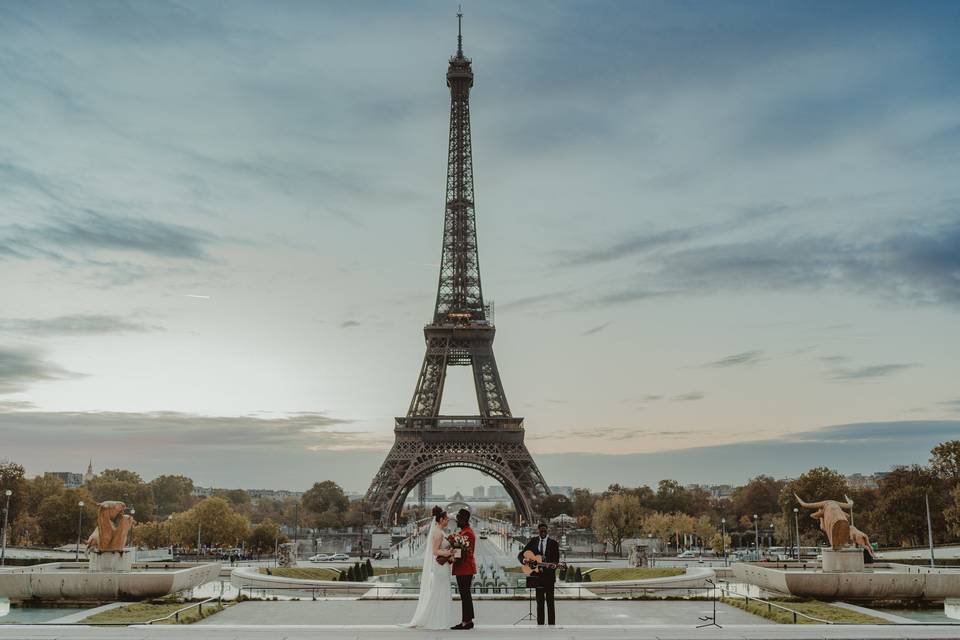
[518, 536, 560, 625]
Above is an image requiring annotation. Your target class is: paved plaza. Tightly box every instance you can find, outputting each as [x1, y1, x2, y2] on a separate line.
[199, 599, 767, 626]
[3, 624, 960, 639]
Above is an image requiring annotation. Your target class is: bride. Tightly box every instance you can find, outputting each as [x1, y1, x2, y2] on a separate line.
[403, 506, 454, 629]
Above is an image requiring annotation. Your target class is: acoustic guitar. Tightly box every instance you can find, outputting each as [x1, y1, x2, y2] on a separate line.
[520, 549, 566, 575]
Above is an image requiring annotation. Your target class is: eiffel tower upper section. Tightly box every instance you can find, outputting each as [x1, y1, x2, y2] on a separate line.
[434, 12, 484, 326]
[404, 12, 513, 422]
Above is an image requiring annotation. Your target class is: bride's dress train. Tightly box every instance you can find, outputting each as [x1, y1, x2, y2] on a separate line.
[403, 521, 452, 629]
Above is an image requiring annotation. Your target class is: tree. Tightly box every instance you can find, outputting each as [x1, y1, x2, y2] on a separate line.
[36, 488, 98, 546]
[248, 518, 284, 555]
[537, 494, 571, 520]
[150, 475, 194, 517]
[592, 494, 644, 554]
[872, 465, 946, 546]
[931, 441, 960, 486]
[168, 497, 249, 550]
[652, 480, 694, 515]
[88, 469, 157, 521]
[779, 467, 848, 539]
[946, 486, 960, 539]
[0, 461, 28, 525]
[302, 481, 349, 516]
[11, 513, 40, 546]
[132, 521, 171, 548]
[25, 474, 65, 514]
[213, 489, 251, 515]
[709, 532, 732, 554]
[730, 476, 784, 521]
[693, 516, 716, 550]
[570, 488, 596, 524]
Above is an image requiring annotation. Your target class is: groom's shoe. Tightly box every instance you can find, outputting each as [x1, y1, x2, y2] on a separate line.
[451, 623, 466, 630]
[463, 622, 474, 630]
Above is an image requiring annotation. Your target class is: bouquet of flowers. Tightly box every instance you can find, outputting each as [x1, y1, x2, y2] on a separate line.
[447, 532, 471, 560]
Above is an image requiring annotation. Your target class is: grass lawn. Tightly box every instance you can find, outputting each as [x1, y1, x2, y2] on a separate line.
[585, 567, 686, 581]
[257, 566, 421, 580]
[721, 597, 890, 624]
[372, 566, 421, 576]
[257, 567, 340, 580]
[82, 600, 225, 625]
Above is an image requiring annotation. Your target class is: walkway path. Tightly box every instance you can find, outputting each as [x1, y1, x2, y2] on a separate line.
[198, 599, 766, 626]
[3, 624, 960, 639]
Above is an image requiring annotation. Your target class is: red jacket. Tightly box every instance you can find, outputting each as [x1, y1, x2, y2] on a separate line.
[451, 526, 477, 576]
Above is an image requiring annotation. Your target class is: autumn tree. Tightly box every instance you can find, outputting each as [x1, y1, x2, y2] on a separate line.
[0, 461, 28, 525]
[88, 468, 157, 521]
[592, 494, 643, 554]
[871, 465, 946, 546]
[779, 467, 849, 540]
[36, 488, 98, 546]
[248, 518, 285, 555]
[302, 481, 349, 527]
[132, 520, 171, 548]
[25, 474, 66, 514]
[931, 441, 960, 486]
[730, 475, 783, 522]
[149, 475, 195, 517]
[570, 488, 597, 524]
[169, 497, 249, 550]
[537, 494, 571, 519]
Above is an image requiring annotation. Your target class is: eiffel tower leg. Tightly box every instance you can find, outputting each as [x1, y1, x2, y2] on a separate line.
[471, 346, 510, 417]
[407, 336, 450, 417]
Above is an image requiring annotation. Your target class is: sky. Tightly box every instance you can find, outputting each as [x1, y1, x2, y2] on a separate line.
[1, 1, 959, 496]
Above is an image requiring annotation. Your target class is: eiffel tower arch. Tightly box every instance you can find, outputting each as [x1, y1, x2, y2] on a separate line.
[365, 14, 550, 525]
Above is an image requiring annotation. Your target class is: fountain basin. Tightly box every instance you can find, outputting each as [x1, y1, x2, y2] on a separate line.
[733, 562, 960, 601]
[0, 561, 221, 602]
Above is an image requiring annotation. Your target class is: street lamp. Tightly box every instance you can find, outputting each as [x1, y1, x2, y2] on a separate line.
[1, 489, 12, 566]
[753, 514, 759, 558]
[793, 507, 800, 561]
[720, 518, 727, 566]
[76, 501, 85, 561]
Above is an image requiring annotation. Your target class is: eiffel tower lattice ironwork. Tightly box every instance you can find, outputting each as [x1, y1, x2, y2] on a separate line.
[365, 13, 550, 525]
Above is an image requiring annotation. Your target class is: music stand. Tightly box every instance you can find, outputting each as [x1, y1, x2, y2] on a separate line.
[697, 578, 722, 629]
[513, 575, 539, 625]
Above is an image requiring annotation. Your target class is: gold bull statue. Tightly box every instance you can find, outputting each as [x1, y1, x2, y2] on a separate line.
[86, 501, 136, 552]
[794, 494, 875, 557]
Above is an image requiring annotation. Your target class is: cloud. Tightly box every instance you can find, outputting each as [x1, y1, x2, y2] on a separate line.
[0, 407, 382, 453]
[703, 350, 764, 368]
[0, 211, 219, 262]
[672, 391, 705, 402]
[560, 228, 700, 267]
[581, 321, 611, 336]
[529, 426, 696, 442]
[827, 363, 917, 381]
[0, 314, 161, 336]
[938, 399, 960, 413]
[338, 320, 361, 329]
[0, 346, 80, 394]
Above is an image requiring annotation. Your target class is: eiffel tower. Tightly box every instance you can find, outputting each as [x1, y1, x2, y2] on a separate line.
[365, 13, 550, 525]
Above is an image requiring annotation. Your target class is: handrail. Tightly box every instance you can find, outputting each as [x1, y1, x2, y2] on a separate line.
[720, 584, 833, 624]
[144, 596, 220, 624]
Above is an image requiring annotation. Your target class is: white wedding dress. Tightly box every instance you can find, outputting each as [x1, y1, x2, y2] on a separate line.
[403, 520, 452, 629]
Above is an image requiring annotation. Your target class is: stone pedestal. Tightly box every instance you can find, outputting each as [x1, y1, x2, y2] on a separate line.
[821, 548, 864, 573]
[88, 548, 135, 572]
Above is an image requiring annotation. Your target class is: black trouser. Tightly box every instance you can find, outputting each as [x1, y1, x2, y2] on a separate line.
[535, 583, 556, 625]
[456, 575, 474, 622]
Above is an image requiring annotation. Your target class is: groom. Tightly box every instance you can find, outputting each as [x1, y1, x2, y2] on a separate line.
[451, 508, 476, 630]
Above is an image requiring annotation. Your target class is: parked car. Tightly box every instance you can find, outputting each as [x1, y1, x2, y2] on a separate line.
[309, 554, 331, 562]
[327, 553, 350, 562]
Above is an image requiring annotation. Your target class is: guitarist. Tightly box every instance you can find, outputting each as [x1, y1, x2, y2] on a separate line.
[518, 523, 560, 626]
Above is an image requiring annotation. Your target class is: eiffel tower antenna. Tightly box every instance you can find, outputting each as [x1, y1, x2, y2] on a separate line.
[364, 17, 549, 525]
[457, 6, 464, 58]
